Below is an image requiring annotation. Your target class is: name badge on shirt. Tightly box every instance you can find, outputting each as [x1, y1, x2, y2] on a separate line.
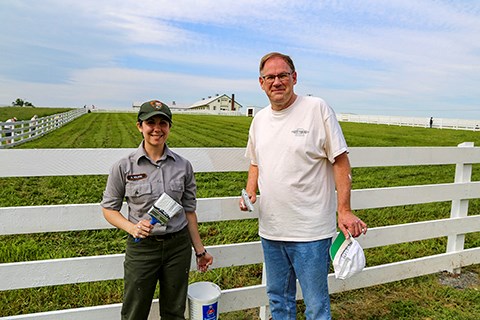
[126, 173, 147, 181]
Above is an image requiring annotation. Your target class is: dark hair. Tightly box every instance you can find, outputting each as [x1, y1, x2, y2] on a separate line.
[259, 52, 295, 74]
[137, 118, 172, 127]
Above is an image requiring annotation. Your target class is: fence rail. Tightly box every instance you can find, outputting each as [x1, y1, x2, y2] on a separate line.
[339, 113, 480, 131]
[0, 109, 87, 148]
[0, 144, 479, 319]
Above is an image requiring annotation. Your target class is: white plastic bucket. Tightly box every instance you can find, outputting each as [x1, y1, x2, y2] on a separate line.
[187, 281, 221, 320]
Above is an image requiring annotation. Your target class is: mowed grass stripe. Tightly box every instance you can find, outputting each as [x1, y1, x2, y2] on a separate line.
[18, 113, 252, 148]
[170, 115, 251, 147]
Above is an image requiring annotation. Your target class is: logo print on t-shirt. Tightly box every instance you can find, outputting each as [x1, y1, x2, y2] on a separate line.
[292, 128, 309, 136]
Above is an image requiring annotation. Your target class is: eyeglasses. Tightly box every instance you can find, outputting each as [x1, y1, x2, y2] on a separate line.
[261, 72, 291, 83]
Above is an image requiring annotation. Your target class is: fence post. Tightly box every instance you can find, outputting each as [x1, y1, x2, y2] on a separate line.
[259, 263, 271, 320]
[11, 122, 16, 144]
[446, 141, 474, 274]
[20, 121, 26, 143]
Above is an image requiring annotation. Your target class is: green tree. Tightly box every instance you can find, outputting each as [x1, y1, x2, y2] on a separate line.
[12, 98, 25, 106]
[12, 98, 35, 107]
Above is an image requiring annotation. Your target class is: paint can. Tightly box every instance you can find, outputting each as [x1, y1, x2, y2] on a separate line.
[187, 281, 221, 320]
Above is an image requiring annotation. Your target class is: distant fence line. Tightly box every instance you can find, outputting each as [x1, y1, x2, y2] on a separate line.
[338, 113, 480, 131]
[0, 109, 87, 148]
[91, 108, 243, 116]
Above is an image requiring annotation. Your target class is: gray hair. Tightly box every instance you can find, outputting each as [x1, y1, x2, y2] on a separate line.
[259, 52, 295, 74]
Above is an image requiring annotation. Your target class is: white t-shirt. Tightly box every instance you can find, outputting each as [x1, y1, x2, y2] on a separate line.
[245, 96, 348, 241]
[4, 119, 14, 130]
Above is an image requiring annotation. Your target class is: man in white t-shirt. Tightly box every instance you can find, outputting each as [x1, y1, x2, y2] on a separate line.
[240, 52, 367, 320]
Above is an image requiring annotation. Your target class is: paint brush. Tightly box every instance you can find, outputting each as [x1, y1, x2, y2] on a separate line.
[134, 193, 183, 242]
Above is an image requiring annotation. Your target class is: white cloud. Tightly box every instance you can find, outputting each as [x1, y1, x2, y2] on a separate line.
[0, 67, 262, 108]
[0, 0, 479, 119]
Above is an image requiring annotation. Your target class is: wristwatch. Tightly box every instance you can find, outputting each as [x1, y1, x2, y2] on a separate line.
[195, 249, 207, 258]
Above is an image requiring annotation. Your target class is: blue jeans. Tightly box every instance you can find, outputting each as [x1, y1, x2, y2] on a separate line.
[261, 237, 332, 320]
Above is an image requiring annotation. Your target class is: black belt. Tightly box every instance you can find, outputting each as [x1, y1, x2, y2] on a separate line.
[145, 226, 188, 241]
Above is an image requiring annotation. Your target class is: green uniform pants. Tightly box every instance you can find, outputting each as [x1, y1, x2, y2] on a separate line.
[121, 227, 192, 320]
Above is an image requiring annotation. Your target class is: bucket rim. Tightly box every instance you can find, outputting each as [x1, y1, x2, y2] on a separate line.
[188, 281, 221, 302]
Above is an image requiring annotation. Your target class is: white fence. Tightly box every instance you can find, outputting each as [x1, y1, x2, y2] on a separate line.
[338, 113, 480, 131]
[0, 109, 87, 148]
[91, 108, 243, 117]
[0, 145, 479, 319]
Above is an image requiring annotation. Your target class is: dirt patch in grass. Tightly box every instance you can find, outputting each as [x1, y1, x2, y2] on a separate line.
[438, 270, 480, 289]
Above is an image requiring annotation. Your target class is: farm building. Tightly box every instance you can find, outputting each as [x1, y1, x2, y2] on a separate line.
[132, 100, 185, 112]
[132, 94, 242, 113]
[245, 106, 263, 117]
[187, 94, 242, 112]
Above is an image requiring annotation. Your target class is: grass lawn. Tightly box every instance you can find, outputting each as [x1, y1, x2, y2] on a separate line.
[0, 111, 479, 319]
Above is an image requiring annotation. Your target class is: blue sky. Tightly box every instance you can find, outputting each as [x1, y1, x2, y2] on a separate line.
[1, 1, 479, 120]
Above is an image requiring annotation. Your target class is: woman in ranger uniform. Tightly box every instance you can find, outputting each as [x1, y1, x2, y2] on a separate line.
[101, 100, 213, 320]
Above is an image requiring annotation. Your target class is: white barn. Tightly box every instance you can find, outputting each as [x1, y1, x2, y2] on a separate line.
[188, 94, 242, 112]
[132, 94, 243, 115]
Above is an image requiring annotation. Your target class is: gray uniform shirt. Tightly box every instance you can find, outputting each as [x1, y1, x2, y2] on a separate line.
[101, 142, 197, 235]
